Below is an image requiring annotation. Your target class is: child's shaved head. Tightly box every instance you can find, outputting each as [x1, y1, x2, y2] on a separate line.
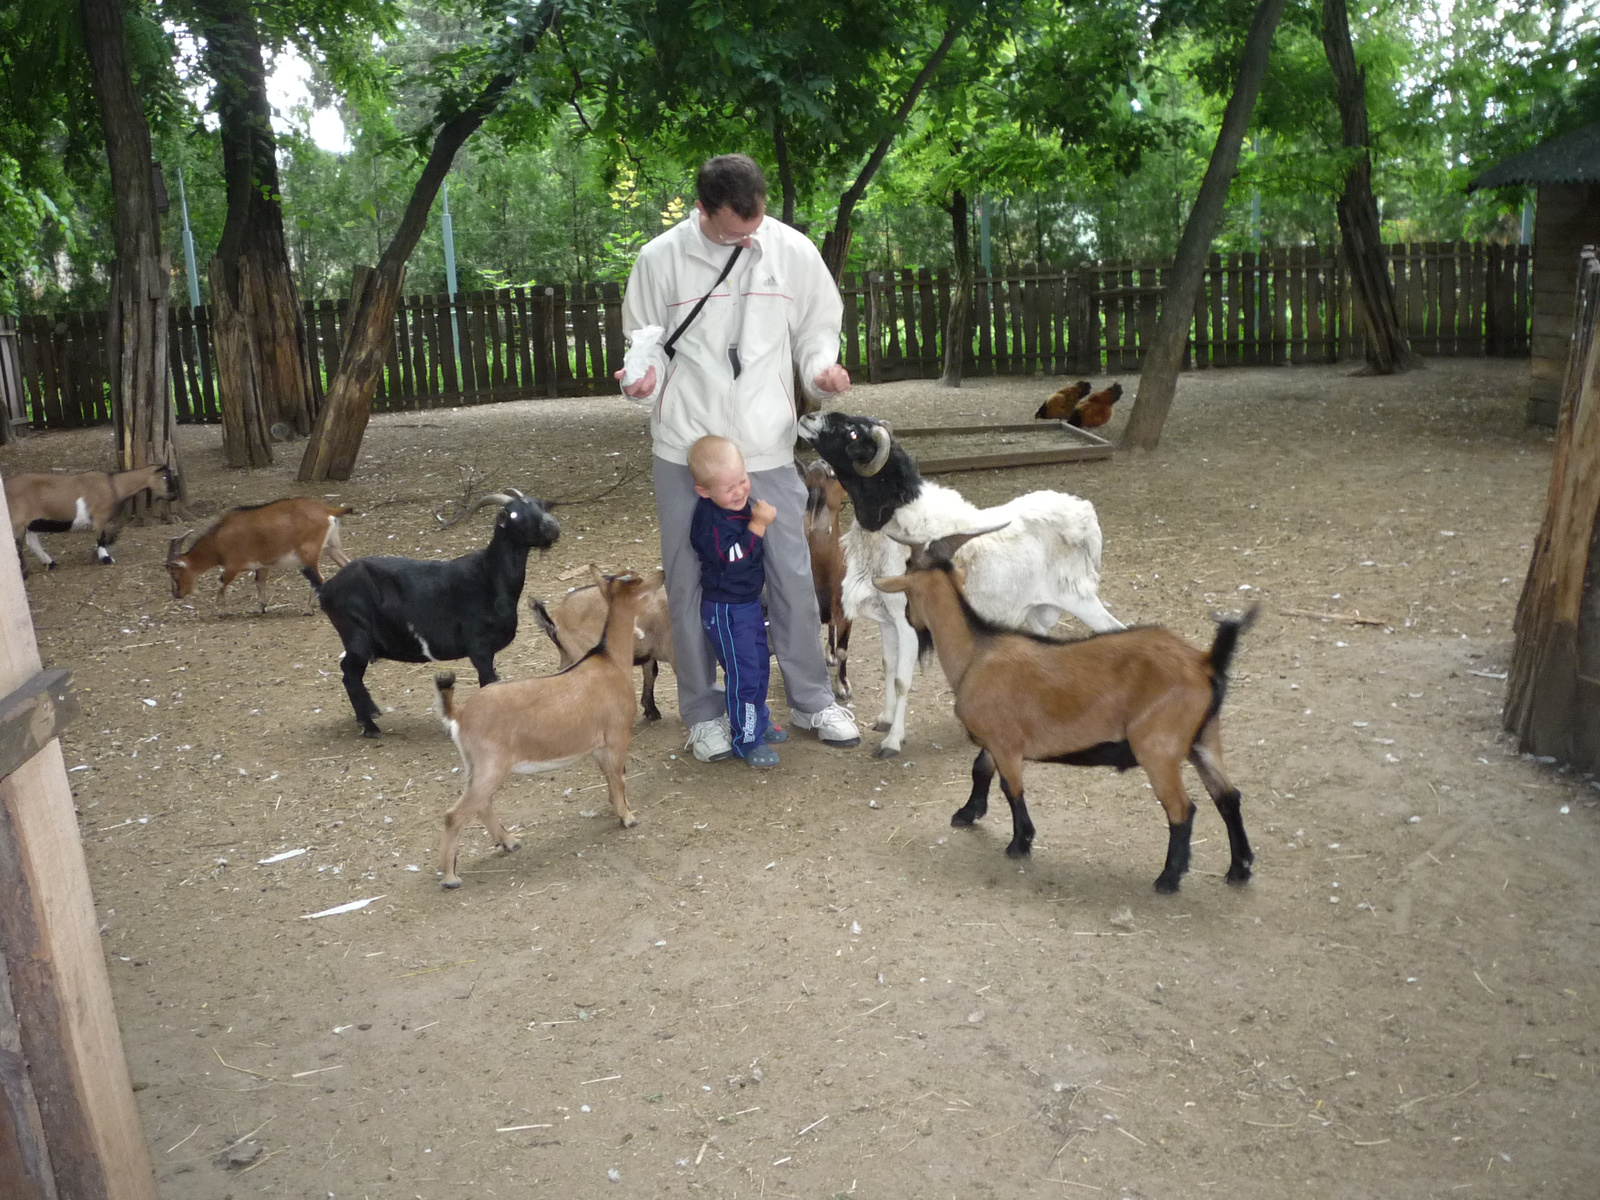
[688, 435, 744, 487]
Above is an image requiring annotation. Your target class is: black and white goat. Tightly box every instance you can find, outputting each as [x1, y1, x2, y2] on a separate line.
[314, 491, 560, 737]
[6, 464, 177, 572]
[796, 410, 1122, 758]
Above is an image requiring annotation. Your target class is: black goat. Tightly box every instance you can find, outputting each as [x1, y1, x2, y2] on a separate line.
[314, 492, 561, 737]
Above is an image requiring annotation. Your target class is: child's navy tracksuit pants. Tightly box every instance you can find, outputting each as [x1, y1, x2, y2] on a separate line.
[700, 598, 770, 757]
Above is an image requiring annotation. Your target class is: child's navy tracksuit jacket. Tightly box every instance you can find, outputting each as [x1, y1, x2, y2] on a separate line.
[690, 497, 770, 756]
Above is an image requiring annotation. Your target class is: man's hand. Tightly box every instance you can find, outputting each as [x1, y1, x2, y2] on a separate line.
[614, 365, 657, 399]
[749, 499, 777, 536]
[812, 364, 851, 395]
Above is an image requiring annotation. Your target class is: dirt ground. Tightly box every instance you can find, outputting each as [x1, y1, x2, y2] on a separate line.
[8, 356, 1598, 1199]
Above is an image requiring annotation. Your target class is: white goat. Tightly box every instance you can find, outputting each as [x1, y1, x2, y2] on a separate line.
[797, 411, 1123, 758]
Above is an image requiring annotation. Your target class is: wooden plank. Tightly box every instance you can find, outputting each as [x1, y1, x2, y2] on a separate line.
[0, 670, 77, 782]
[551, 284, 572, 387]
[514, 287, 535, 389]
[974, 269, 994, 375]
[841, 274, 863, 374]
[894, 419, 1113, 474]
[1271, 248, 1288, 365]
[394, 296, 416, 401]
[1441, 240, 1459, 355]
[583, 283, 606, 387]
[882, 269, 903, 368]
[865, 274, 883, 385]
[1138, 265, 1159, 370]
[469, 292, 491, 394]
[602, 282, 624, 387]
[0, 480, 157, 1200]
[917, 267, 939, 376]
[0, 944, 59, 1199]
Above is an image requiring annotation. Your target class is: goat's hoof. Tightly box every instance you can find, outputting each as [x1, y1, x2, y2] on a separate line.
[1225, 863, 1253, 884]
[45, 562, 57, 571]
[621, 814, 638, 828]
[642, 709, 662, 722]
[359, 726, 382, 739]
[871, 743, 899, 759]
[1153, 874, 1182, 894]
[1004, 841, 1033, 858]
[498, 838, 522, 853]
[440, 876, 462, 890]
[872, 719, 892, 733]
[950, 810, 977, 827]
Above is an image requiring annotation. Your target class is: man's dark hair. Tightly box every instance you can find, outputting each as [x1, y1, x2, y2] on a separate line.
[697, 155, 767, 220]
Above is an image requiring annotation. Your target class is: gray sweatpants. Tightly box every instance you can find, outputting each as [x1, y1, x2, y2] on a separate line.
[653, 456, 834, 726]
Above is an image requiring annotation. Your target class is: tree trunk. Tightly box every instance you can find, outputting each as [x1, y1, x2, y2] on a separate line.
[299, 4, 556, 482]
[941, 188, 972, 387]
[197, 0, 318, 468]
[1120, 0, 1289, 452]
[1321, 0, 1410, 374]
[773, 114, 797, 226]
[80, 0, 185, 506]
[820, 20, 965, 282]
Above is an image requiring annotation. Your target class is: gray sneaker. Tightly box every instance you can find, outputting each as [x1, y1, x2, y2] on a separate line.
[790, 702, 860, 747]
[686, 716, 734, 762]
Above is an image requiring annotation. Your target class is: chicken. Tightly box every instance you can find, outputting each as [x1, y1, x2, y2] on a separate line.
[1034, 380, 1094, 420]
[1066, 382, 1123, 429]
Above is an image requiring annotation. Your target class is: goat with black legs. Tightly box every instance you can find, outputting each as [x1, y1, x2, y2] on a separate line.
[314, 491, 560, 737]
[874, 529, 1255, 895]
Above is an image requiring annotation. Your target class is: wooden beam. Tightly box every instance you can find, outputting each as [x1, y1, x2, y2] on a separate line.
[0, 502, 155, 1199]
[0, 670, 77, 782]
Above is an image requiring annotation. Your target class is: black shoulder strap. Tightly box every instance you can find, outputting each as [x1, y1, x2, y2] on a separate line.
[663, 246, 743, 360]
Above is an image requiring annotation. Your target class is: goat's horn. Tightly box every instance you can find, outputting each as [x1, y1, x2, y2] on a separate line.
[504, 487, 525, 498]
[927, 521, 1010, 561]
[858, 424, 892, 476]
[166, 534, 188, 560]
[469, 492, 516, 513]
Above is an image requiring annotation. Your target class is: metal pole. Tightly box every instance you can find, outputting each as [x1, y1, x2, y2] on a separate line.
[176, 168, 202, 310]
[442, 179, 462, 368]
[978, 193, 991, 273]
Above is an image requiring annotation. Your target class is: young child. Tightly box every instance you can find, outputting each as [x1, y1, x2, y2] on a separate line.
[689, 435, 787, 767]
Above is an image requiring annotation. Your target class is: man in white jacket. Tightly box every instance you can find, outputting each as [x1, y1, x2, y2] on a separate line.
[618, 154, 860, 761]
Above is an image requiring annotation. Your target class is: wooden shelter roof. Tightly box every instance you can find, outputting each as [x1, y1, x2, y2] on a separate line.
[1468, 121, 1600, 191]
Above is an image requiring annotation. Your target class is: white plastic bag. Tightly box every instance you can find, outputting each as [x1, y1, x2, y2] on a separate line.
[621, 325, 664, 388]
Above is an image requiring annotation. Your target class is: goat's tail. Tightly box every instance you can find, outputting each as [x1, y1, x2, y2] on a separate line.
[529, 599, 559, 646]
[434, 670, 459, 725]
[328, 504, 356, 517]
[1203, 605, 1260, 724]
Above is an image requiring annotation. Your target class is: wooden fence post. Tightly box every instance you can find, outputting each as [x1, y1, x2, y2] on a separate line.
[0, 489, 156, 1200]
[865, 274, 883, 386]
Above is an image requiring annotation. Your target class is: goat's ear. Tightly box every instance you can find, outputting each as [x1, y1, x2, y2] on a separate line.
[873, 574, 912, 594]
[641, 568, 665, 593]
[587, 563, 606, 588]
[166, 534, 187, 561]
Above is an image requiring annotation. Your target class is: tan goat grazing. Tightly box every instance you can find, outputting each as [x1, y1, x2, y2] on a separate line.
[6, 464, 177, 572]
[166, 498, 353, 612]
[530, 565, 673, 719]
[434, 569, 657, 889]
[874, 529, 1256, 895]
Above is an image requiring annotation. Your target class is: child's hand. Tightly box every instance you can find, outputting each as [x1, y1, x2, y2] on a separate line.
[750, 499, 777, 534]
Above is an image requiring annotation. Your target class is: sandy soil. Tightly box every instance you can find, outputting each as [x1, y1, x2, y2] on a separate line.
[8, 356, 1598, 1199]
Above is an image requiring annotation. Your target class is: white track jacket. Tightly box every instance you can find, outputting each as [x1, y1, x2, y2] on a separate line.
[620, 213, 844, 473]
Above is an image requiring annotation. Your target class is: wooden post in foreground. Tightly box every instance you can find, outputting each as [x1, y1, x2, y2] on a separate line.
[0, 486, 155, 1200]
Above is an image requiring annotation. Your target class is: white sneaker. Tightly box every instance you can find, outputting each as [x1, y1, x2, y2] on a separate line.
[791, 702, 861, 748]
[686, 716, 734, 762]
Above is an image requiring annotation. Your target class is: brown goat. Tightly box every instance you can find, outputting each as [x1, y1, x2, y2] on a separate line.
[803, 458, 852, 700]
[529, 565, 673, 720]
[167, 498, 352, 612]
[434, 570, 657, 889]
[6, 464, 177, 572]
[1033, 380, 1094, 420]
[874, 530, 1256, 894]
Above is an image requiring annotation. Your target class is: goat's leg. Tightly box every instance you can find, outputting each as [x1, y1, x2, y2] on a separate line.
[324, 522, 350, 568]
[833, 618, 852, 700]
[871, 612, 900, 733]
[1060, 592, 1125, 633]
[993, 752, 1036, 857]
[338, 647, 384, 737]
[94, 519, 121, 564]
[951, 749, 994, 827]
[593, 744, 637, 828]
[216, 569, 240, 614]
[640, 659, 662, 721]
[22, 532, 55, 571]
[1189, 724, 1252, 884]
[438, 763, 512, 889]
[469, 653, 499, 688]
[1142, 756, 1196, 893]
[253, 570, 270, 613]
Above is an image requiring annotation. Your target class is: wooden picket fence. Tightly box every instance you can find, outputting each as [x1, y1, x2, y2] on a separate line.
[10, 242, 1532, 431]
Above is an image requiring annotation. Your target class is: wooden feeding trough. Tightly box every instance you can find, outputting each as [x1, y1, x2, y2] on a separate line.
[891, 419, 1113, 474]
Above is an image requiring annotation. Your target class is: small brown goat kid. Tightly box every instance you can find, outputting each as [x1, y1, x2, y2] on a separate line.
[6, 464, 177, 572]
[803, 459, 853, 700]
[167, 498, 352, 612]
[875, 530, 1256, 894]
[434, 570, 656, 889]
[530, 566, 673, 720]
